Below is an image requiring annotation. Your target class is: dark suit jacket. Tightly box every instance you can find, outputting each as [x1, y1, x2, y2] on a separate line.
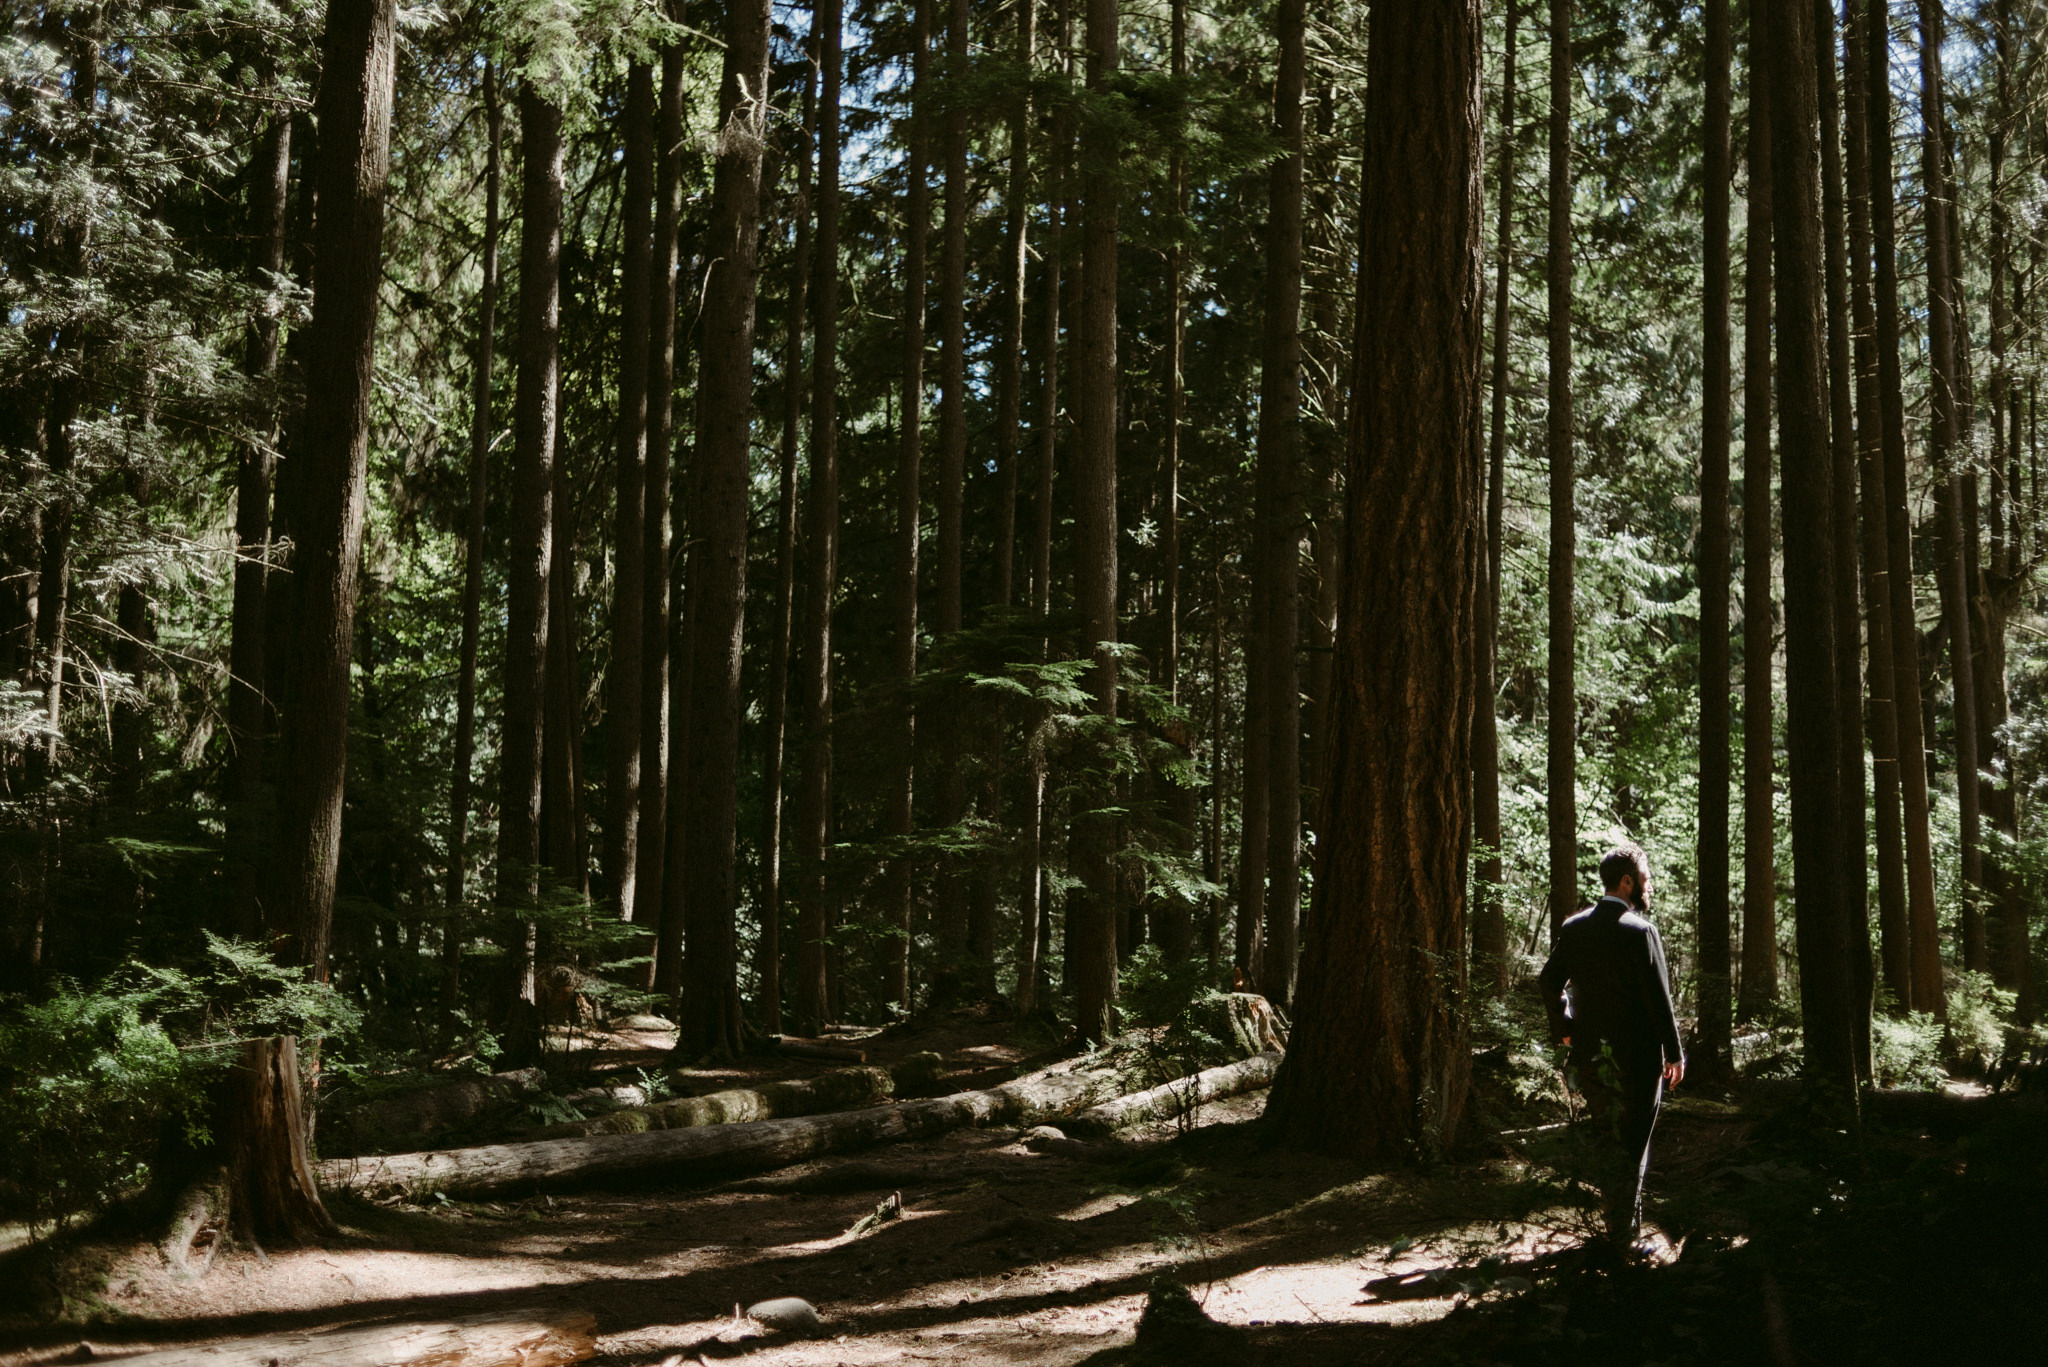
[1538, 896, 1685, 1078]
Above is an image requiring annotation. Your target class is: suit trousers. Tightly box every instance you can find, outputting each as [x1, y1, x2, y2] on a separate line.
[1574, 1056, 1664, 1246]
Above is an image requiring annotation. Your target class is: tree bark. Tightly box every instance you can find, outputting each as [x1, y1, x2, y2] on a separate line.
[1696, 0, 1734, 1075]
[227, 109, 292, 939]
[603, 61, 654, 924]
[1843, 0, 1909, 1015]
[1816, 0, 1872, 1079]
[540, 408, 586, 895]
[761, 41, 814, 1036]
[1256, 0, 1306, 1011]
[497, 84, 564, 1062]
[1545, 0, 1578, 937]
[1765, 0, 1859, 1111]
[1739, 27, 1778, 1019]
[444, 64, 502, 1035]
[1918, 0, 1982, 980]
[266, 0, 396, 983]
[794, 0, 843, 1036]
[1265, 0, 1481, 1162]
[678, 0, 774, 1060]
[1866, 0, 1941, 1018]
[637, 15, 686, 979]
[1070, 0, 1122, 1044]
[885, 0, 932, 1013]
[1066, 1051, 1283, 1137]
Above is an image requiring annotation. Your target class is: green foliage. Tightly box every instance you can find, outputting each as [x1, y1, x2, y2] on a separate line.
[1943, 971, 2017, 1077]
[0, 935, 357, 1237]
[1869, 1009, 1945, 1091]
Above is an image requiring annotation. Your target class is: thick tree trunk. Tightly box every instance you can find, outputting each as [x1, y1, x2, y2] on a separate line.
[1919, 0, 1982, 980]
[1696, 0, 1734, 1076]
[1816, 0, 1873, 1079]
[267, 0, 395, 982]
[637, 18, 685, 978]
[761, 45, 814, 1037]
[226, 1037, 337, 1246]
[603, 62, 654, 923]
[227, 110, 292, 938]
[1266, 0, 1481, 1162]
[1766, 0, 1859, 1111]
[1866, 0, 1941, 1018]
[795, 0, 843, 1036]
[540, 418, 586, 896]
[1545, 0, 1578, 937]
[1471, 0, 1518, 1001]
[678, 0, 774, 1060]
[497, 86, 564, 1062]
[444, 65, 501, 1034]
[1739, 34, 1778, 1020]
[885, 0, 931, 1013]
[1256, 0, 1306, 1010]
[1070, 0, 1122, 1044]
[1843, 2, 1909, 1015]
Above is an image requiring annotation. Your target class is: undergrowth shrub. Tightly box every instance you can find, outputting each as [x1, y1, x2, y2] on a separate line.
[1869, 1008, 1945, 1090]
[0, 935, 357, 1238]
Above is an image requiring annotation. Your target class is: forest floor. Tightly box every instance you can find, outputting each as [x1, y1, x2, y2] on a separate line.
[0, 1010, 2036, 1366]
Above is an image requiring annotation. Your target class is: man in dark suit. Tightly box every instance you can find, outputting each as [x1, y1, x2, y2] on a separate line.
[1538, 840, 1685, 1250]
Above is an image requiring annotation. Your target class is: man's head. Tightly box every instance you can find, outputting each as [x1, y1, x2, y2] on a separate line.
[1599, 841, 1652, 910]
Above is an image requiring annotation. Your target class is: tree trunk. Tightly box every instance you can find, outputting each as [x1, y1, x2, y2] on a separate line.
[497, 85, 564, 1063]
[761, 43, 814, 1037]
[678, 0, 774, 1060]
[267, 0, 395, 983]
[1696, 0, 1734, 1075]
[541, 412, 586, 896]
[1470, 0, 1518, 1001]
[226, 1037, 337, 1246]
[1070, 0, 1122, 1045]
[1918, 0, 1982, 982]
[885, 0, 932, 1013]
[444, 64, 501, 1036]
[1255, 0, 1306, 1011]
[1766, 0, 1859, 1112]
[603, 62, 654, 923]
[227, 109, 292, 939]
[795, 0, 843, 1036]
[1266, 0, 1480, 1163]
[1866, 0, 1941, 1018]
[1545, 0, 1577, 937]
[636, 16, 686, 979]
[1739, 29, 1778, 1020]
[1843, 0, 1909, 1016]
[1815, 0, 1872, 1079]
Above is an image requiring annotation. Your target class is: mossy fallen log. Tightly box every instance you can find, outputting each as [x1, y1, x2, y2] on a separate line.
[1064, 1050, 1284, 1137]
[525, 1053, 943, 1139]
[93, 1310, 596, 1367]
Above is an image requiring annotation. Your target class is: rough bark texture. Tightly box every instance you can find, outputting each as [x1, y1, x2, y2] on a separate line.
[1545, 0, 1578, 937]
[1472, 0, 1518, 1001]
[1696, 0, 1734, 1077]
[678, 0, 774, 1059]
[1867, 0, 1941, 1017]
[265, 0, 395, 980]
[227, 1037, 337, 1246]
[1265, 0, 1480, 1163]
[795, 0, 843, 1036]
[1070, 0, 1122, 1045]
[497, 86, 564, 1060]
[1766, 0, 1859, 1110]
[1739, 32, 1778, 1019]
[1256, 0, 1306, 1010]
[444, 66, 501, 1033]
[883, 0, 931, 1014]
[604, 62, 654, 924]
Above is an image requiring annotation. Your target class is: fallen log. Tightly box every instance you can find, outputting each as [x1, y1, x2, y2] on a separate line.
[1065, 1051, 1283, 1137]
[92, 1310, 596, 1367]
[322, 1068, 547, 1156]
[528, 1053, 946, 1139]
[319, 1055, 1139, 1200]
[768, 1036, 868, 1063]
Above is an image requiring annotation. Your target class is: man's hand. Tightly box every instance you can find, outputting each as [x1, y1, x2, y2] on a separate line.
[1662, 1060, 1684, 1087]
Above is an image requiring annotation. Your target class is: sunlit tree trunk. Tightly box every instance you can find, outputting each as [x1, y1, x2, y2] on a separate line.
[1267, 0, 1481, 1162]
[1696, 0, 1734, 1076]
[794, 0, 843, 1035]
[1766, 0, 1859, 1112]
[1865, 0, 1941, 1018]
[1739, 23, 1778, 1020]
[678, 0, 774, 1059]
[1545, 0, 1577, 936]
